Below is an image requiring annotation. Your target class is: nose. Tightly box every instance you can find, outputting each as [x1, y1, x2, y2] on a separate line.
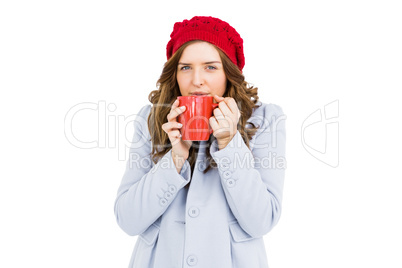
[192, 68, 204, 87]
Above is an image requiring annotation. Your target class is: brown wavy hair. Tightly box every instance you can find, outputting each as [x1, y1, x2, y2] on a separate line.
[147, 40, 261, 175]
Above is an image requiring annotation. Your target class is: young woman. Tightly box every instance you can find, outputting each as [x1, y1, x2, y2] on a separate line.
[114, 16, 286, 268]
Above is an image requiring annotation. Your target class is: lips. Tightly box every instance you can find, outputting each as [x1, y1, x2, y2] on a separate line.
[191, 92, 209, 96]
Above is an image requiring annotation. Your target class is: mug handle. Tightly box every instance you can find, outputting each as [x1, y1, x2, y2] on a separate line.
[209, 103, 220, 134]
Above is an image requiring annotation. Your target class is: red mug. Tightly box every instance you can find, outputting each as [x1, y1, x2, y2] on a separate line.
[177, 96, 219, 141]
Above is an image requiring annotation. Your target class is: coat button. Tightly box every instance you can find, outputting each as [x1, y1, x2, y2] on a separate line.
[197, 160, 206, 171]
[164, 191, 173, 199]
[159, 198, 168, 206]
[188, 207, 200, 218]
[187, 255, 198, 266]
[168, 185, 177, 194]
[223, 170, 232, 179]
[220, 163, 230, 171]
[226, 178, 236, 188]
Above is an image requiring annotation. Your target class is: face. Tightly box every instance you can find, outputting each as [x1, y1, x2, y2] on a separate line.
[176, 41, 227, 97]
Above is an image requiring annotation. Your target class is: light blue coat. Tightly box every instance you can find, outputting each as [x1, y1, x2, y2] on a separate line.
[114, 101, 286, 268]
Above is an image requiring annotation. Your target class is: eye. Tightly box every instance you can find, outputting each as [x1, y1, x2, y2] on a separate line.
[207, 66, 217, 70]
[180, 66, 190, 70]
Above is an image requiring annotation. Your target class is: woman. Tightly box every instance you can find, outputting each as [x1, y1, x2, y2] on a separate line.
[114, 16, 286, 268]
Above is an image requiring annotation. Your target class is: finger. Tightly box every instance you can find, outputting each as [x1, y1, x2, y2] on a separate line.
[167, 98, 182, 120]
[224, 98, 239, 115]
[167, 121, 183, 130]
[162, 121, 183, 133]
[220, 97, 240, 121]
[168, 129, 181, 138]
[215, 108, 238, 130]
[172, 99, 179, 109]
[217, 100, 232, 117]
[214, 95, 225, 103]
[168, 130, 182, 144]
[183, 140, 193, 147]
[209, 116, 219, 131]
[214, 96, 238, 115]
[218, 97, 235, 113]
[213, 107, 227, 125]
[167, 105, 186, 122]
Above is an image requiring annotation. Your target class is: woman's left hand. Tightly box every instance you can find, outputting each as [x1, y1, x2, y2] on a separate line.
[210, 95, 241, 150]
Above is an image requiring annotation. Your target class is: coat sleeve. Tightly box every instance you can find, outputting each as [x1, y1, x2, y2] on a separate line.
[210, 103, 286, 238]
[114, 105, 191, 236]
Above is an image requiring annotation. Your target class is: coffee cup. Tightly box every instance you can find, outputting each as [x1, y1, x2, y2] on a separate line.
[177, 95, 219, 141]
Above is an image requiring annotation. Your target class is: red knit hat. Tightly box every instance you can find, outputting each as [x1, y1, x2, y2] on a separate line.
[166, 16, 245, 71]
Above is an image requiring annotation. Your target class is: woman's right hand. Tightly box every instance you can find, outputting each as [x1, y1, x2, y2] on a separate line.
[162, 99, 192, 171]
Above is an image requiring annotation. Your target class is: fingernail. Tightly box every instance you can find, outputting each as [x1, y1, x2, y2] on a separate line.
[180, 106, 186, 110]
[178, 123, 182, 127]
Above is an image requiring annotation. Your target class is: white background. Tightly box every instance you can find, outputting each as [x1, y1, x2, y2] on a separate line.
[1, 0, 401, 267]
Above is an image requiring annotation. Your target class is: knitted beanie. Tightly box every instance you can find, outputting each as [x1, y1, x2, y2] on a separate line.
[166, 16, 245, 71]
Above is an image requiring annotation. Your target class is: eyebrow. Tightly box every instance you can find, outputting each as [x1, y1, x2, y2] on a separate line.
[178, 61, 222, 65]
